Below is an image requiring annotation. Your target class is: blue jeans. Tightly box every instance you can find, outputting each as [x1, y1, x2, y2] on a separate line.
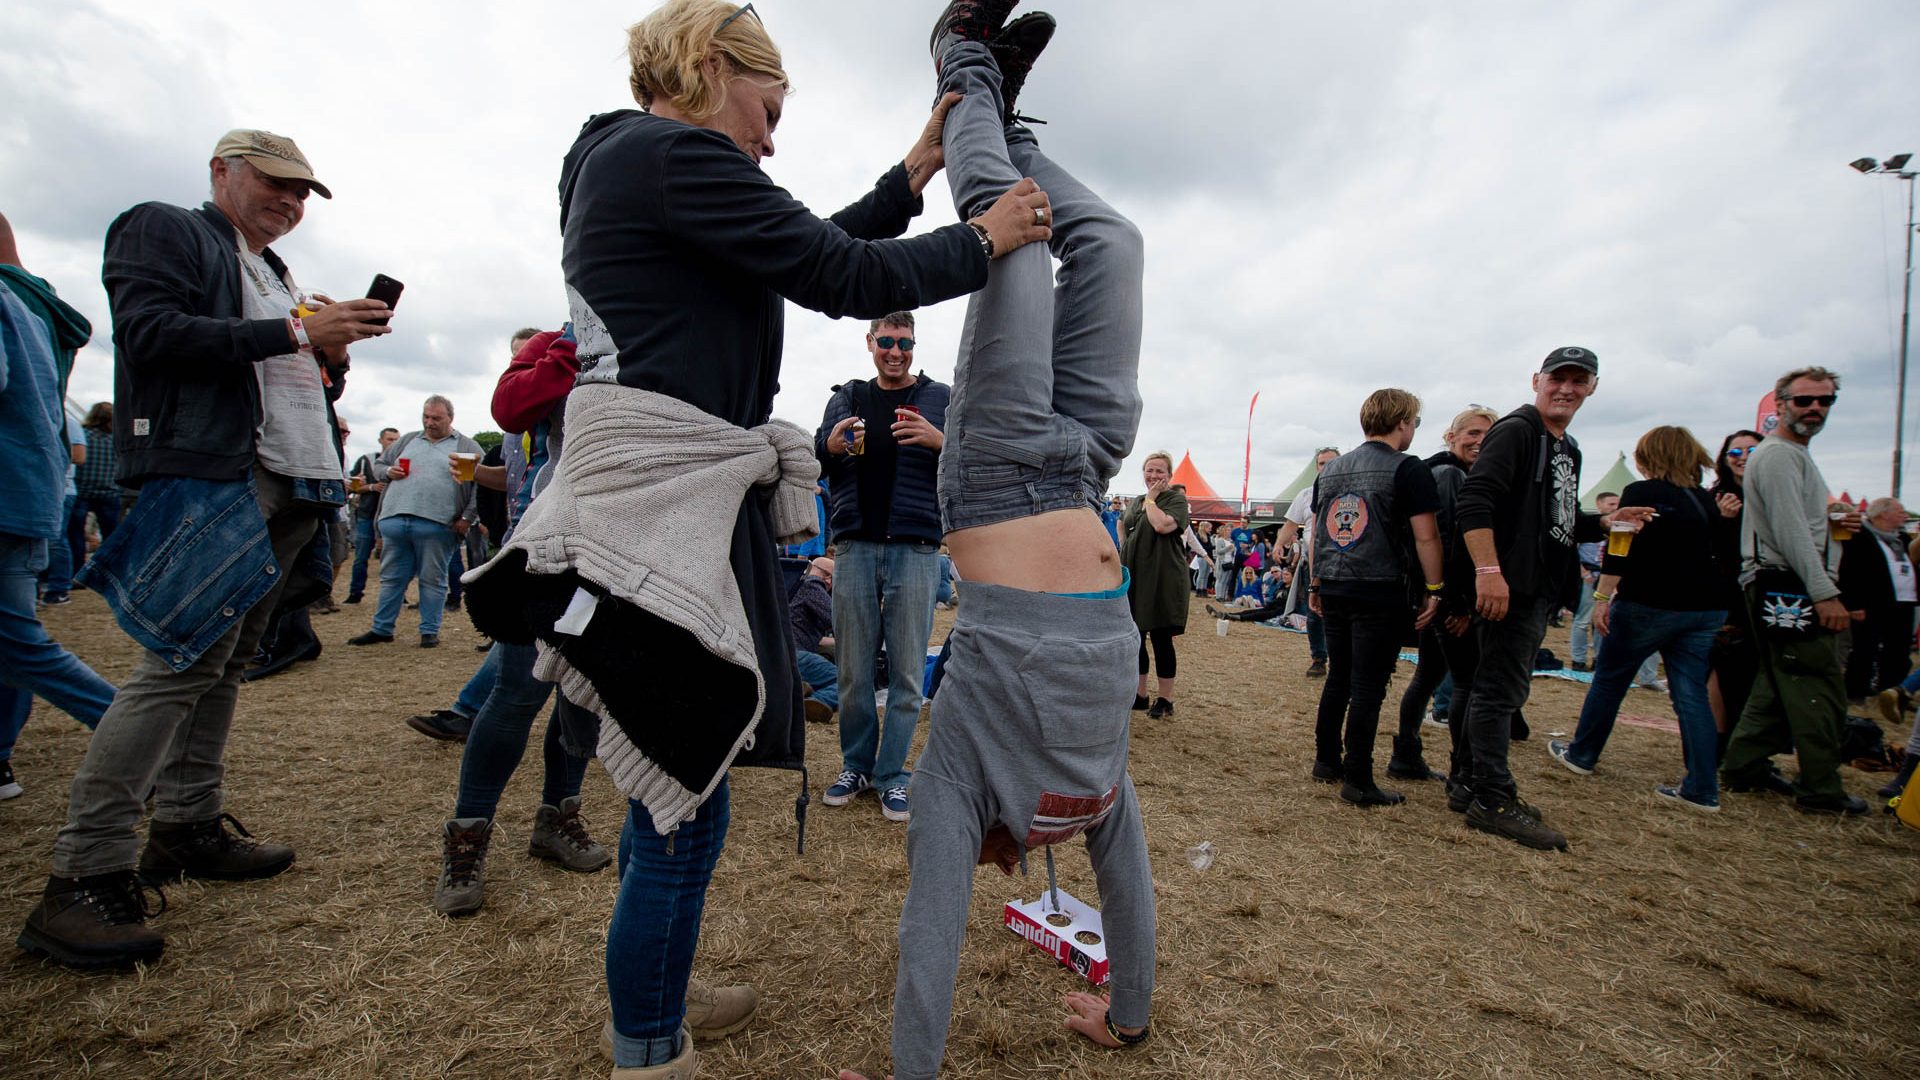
[0, 534, 114, 760]
[452, 643, 502, 720]
[1564, 600, 1725, 803]
[452, 642, 588, 820]
[371, 515, 456, 637]
[348, 513, 377, 598]
[833, 539, 940, 790]
[66, 492, 121, 588]
[1572, 574, 1659, 682]
[794, 649, 839, 712]
[40, 492, 76, 596]
[607, 778, 729, 1067]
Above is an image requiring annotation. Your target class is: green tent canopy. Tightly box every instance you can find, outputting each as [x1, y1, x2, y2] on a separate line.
[1582, 452, 1638, 510]
[1276, 457, 1320, 501]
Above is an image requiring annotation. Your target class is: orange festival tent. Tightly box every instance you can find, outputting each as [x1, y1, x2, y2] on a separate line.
[1170, 452, 1241, 521]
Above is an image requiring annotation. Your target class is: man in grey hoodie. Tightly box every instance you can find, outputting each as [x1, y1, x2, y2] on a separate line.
[1720, 367, 1868, 815]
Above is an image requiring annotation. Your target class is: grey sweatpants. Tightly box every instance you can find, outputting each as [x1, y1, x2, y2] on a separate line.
[894, 581, 1155, 1080]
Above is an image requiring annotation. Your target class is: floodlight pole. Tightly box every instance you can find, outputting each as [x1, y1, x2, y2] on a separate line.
[1854, 156, 1917, 499]
[1898, 171, 1916, 500]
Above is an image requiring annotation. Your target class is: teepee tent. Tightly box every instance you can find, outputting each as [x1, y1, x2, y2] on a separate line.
[1276, 456, 1322, 501]
[1581, 453, 1638, 510]
[1170, 452, 1239, 521]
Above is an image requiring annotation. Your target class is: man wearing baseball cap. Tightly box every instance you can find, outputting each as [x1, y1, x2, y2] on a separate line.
[1446, 346, 1651, 851]
[17, 129, 392, 970]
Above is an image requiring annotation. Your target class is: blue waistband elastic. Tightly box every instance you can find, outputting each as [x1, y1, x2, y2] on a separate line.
[1052, 567, 1130, 601]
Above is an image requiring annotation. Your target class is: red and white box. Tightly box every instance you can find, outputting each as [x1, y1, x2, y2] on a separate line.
[1003, 888, 1109, 986]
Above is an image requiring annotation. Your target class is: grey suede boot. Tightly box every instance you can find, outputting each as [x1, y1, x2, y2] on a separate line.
[529, 796, 613, 872]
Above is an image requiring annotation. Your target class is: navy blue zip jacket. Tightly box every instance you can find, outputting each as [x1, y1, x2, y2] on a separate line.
[814, 373, 948, 545]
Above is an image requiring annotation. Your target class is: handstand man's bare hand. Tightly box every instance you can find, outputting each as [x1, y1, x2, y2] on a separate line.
[1063, 991, 1144, 1048]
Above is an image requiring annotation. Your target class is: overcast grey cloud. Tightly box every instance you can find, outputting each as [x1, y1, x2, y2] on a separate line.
[3, 0, 1914, 503]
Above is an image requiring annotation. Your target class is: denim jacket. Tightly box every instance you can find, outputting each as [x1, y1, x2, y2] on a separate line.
[78, 473, 341, 670]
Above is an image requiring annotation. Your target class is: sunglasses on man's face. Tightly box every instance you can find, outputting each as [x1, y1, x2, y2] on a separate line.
[1788, 394, 1837, 408]
[873, 336, 915, 351]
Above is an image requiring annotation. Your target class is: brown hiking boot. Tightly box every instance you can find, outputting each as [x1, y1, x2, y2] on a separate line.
[138, 813, 295, 883]
[16, 871, 167, 969]
[1465, 799, 1568, 851]
[433, 817, 492, 917]
[529, 797, 613, 873]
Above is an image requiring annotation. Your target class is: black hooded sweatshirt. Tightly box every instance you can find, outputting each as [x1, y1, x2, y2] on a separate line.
[1452, 404, 1605, 609]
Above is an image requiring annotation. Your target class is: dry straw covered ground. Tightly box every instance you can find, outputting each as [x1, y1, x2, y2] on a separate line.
[3, 587, 1918, 1079]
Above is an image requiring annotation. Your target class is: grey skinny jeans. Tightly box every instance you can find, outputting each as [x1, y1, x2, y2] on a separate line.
[936, 46, 1143, 533]
[53, 466, 318, 876]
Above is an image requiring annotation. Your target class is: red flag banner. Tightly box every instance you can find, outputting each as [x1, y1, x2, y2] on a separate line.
[1242, 391, 1260, 515]
[1756, 391, 1779, 437]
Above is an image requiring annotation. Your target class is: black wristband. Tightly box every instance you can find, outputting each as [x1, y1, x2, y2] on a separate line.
[1104, 1013, 1149, 1047]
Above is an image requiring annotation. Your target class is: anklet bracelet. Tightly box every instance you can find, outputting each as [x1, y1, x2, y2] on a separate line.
[1104, 1015, 1149, 1047]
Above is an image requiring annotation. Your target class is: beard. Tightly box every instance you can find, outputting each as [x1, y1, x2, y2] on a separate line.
[1788, 415, 1826, 437]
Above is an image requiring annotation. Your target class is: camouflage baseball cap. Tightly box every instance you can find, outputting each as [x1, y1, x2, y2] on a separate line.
[211, 129, 332, 199]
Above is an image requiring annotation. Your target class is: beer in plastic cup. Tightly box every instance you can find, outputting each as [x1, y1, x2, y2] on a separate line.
[847, 419, 867, 456]
[452, 452, 479, 482]
[1829, 512, 1854, 542]
[349, 475, 365, 494]
[1606, 520, 1637, 557]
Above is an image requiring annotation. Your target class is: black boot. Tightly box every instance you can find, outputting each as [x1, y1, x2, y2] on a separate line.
[931, 0, 1020, 72]
[990, 11, 1056, 123]
[138, 813, 295, 883]
[1385, 736, 1443, 781]
[16, 871, 167, 969]
[1878, 753, 1918, 799]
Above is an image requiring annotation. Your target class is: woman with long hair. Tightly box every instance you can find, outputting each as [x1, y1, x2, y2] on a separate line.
[1121, 451, 1190, 718]
[1549, 426, 1728, 810]
[462, 2, 1052, 1072]
[1706, 429, 1764, 754]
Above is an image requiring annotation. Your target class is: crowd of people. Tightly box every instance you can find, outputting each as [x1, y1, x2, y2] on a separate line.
[0, 2, 1914, 1078]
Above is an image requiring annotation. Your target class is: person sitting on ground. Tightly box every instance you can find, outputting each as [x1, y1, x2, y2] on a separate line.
[840, 6, 1155, 1075]
[790, 556, 838, 724]
[1227, 565, 1264, 608]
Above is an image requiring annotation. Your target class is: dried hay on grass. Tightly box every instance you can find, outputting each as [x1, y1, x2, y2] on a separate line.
[3, 589, 1917, 1078]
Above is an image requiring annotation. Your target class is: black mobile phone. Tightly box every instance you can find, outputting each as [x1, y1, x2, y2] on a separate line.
[366, 273, 404, 326]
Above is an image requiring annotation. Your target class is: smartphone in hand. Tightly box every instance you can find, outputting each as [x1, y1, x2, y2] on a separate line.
[366, 273, 404, 326]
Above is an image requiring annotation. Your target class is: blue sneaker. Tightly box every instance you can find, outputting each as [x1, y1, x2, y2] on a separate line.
[880, 785, 910, 823]
[1547, 740, 1593, 776]
[822, 770, 871, 807]
[1654, 783, 1719, 813]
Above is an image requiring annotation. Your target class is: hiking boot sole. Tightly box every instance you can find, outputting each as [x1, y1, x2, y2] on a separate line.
[16, 925, 164, 969]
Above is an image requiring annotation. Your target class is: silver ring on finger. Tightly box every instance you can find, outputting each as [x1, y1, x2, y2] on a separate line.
[1034, 207, 1048, 225]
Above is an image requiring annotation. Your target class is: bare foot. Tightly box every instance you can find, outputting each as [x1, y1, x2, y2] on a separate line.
[1062, 991, 1144, 1048]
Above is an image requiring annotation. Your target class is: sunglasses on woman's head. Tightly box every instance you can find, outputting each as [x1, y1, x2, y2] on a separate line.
[873, 336, 914, 351]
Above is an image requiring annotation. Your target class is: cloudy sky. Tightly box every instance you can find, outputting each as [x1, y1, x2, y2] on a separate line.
[4, 0, 1916, 502]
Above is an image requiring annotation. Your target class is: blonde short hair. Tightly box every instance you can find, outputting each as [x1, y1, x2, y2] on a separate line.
[1142, 450, 1174, 474]
[628, 0, 790, 119]
[1633, 425, 1712, 488]
[1359, 388, 1421, 438]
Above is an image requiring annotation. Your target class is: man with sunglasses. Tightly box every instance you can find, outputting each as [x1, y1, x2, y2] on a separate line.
[1720, 367, 1869, 815]
[815, 311, 950, 823]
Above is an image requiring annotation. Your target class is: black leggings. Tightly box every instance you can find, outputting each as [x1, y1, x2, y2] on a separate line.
[1138, 628, 1178, 679]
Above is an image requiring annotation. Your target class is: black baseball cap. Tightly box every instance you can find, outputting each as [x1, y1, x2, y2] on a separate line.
[1540, 346, 1598, 374]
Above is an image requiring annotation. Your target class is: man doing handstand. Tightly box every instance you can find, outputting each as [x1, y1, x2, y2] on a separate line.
[841, 4, 1155, 1078]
